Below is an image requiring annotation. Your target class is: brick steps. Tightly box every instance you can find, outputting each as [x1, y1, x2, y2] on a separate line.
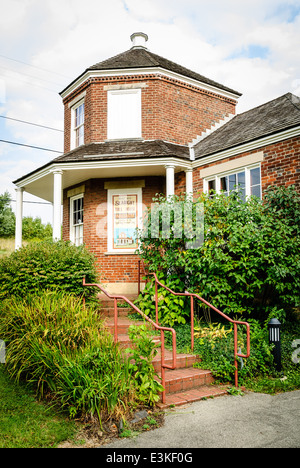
[100, 302, 228, 408]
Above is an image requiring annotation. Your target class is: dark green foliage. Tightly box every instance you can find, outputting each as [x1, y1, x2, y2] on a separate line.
[0, 240, 98, 300]
[126, 324, 164, 405]
[137, 186, 300, 320]
[0, 292, 136, 422]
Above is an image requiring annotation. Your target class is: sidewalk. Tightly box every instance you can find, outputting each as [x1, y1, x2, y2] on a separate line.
[102, 390, 300, 448]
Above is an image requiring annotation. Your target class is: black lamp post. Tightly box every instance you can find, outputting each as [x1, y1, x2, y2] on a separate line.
[268, 318, 282, 372]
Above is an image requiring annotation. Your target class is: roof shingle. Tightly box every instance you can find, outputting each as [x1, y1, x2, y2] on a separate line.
[194, 93, 300, 159]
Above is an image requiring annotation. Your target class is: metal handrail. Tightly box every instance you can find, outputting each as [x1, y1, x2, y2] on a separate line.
[138, 260, 250, 388]
[82, 277, 176, 404]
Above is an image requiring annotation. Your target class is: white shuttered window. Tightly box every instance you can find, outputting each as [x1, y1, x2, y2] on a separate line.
[107, 89, 141, 140]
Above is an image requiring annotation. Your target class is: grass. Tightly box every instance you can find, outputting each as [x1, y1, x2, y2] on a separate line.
[0, 366, 77, 448]
[0, 238, 31, 257]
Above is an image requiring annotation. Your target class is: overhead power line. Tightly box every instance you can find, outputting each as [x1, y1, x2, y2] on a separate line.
[0, 115, 63, 132]
[0, 53, 71, 80]
[0, 139, 61, 153]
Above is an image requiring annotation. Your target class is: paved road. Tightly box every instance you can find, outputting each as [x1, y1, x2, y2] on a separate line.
[103, 390, 300, 449]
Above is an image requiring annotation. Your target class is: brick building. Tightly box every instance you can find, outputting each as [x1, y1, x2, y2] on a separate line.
[14, 33, 300, 294]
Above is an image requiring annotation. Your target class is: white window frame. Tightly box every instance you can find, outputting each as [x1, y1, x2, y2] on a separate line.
[70, 98, 84, 149]
[107, 188, 143, 253]
[204, 163, 261, 199]
[70, 193, 84, 246]
[107, 89, 142, 140]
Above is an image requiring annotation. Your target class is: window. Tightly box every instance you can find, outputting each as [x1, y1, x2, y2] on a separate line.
[205, 165, 261, 200]
[107, 89, 141, 140]
[70, 194, 84, 245]
[107, 188, 142, 253]
[71, 99, 84, 149]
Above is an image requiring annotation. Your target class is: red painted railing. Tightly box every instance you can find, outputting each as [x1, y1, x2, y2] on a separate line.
[82, 277, 176, 404]
[138, 260, 250, 388]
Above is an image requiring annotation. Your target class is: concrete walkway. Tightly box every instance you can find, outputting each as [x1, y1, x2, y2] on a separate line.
[103, 390, 300, 448]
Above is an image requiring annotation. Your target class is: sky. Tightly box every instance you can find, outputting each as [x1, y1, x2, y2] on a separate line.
[0, 0, 300, 224]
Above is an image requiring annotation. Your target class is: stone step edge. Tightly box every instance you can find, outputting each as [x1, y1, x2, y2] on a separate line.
[156, 386, 228, 409]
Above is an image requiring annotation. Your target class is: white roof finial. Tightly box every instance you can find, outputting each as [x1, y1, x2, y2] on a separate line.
[130, 32, 148, 49]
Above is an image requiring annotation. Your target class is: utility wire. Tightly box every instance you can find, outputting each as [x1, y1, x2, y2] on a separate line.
[0, 53, 72, 80]
[0, 115, 63, 132]
[0, 139, 61, 153]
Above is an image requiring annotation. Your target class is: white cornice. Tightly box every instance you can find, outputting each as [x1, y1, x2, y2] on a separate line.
[192, 125, 300, 169]
[14, 156, 192, 188]
[60, 67, 240, 101]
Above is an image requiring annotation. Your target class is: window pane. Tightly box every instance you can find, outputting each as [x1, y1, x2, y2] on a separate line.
[229, 174, 236, 191]
[237, 171, 245, 189]
[220, 176, 227, 192]
[73, 198, 83, 225]
[208, 179, 216, 192]
[75, 103, 84, 127]
[76, 125, 84, 146]
[250, 167, 260, 186]
[251, 184, 261, 198]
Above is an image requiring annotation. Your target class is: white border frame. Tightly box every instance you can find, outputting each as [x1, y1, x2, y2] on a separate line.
[107, 187, 143, 254]
[70, 193, 84, 245]
[204, 163, 261, 198]
[70, 98, 85, 150]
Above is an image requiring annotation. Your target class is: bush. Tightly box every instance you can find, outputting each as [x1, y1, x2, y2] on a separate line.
[22, 217, 52, 240]
[138, 187, 300, 320]
[0, 240, 98, 300]
[0, 291, 136, 423]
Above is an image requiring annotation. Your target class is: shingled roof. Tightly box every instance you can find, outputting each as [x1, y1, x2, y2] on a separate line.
[60, 46, 241, 98]
[194, 93, 300, 159]
[52, 139, 189, 163]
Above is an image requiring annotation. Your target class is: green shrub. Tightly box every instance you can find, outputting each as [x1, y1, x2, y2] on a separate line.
[138, 187, 300, 320]
[0, 291, 136, 423]
[22, 217, 52, 240]
[0, 240, 98, 300]
[135, 273, 190, 327]
[126, 324, 164, 405]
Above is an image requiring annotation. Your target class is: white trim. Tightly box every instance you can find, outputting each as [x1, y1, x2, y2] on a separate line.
[14, 157, 191, 189]
[68, 91, 86, 109]
[199, 151, 264, 178]
[15, 124, 300, 192]
[52, 170, 63, 241]
[70, 192, 84, 245]
[70, 98, 84, 150]
[15, 187, 23, 250]
[204, 163, 262, 199]
[107, 187, 142, 254]
[60, 67, 240, 101]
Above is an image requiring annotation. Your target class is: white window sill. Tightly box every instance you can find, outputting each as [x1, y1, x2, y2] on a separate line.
[104, 251, 137, 255]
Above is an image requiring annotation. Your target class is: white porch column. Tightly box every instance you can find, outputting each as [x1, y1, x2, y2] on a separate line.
[185, 168, 193, 196]
[15, 187, 24, 250]
[165, 165, 175, 198]
[52, 170, 63, 241]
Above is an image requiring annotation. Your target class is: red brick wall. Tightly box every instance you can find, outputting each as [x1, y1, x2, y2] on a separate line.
[62, 74, 237, 152]
[63, 176, 165, 283]
[193, 135, 300, 195]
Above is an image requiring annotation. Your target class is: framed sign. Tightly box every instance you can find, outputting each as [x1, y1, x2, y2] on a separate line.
[107, 188, 142, 253]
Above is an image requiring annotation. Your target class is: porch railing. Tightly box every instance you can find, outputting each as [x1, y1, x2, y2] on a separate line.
[82, 277, 176, 404]
[138, 260, 250, 388]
